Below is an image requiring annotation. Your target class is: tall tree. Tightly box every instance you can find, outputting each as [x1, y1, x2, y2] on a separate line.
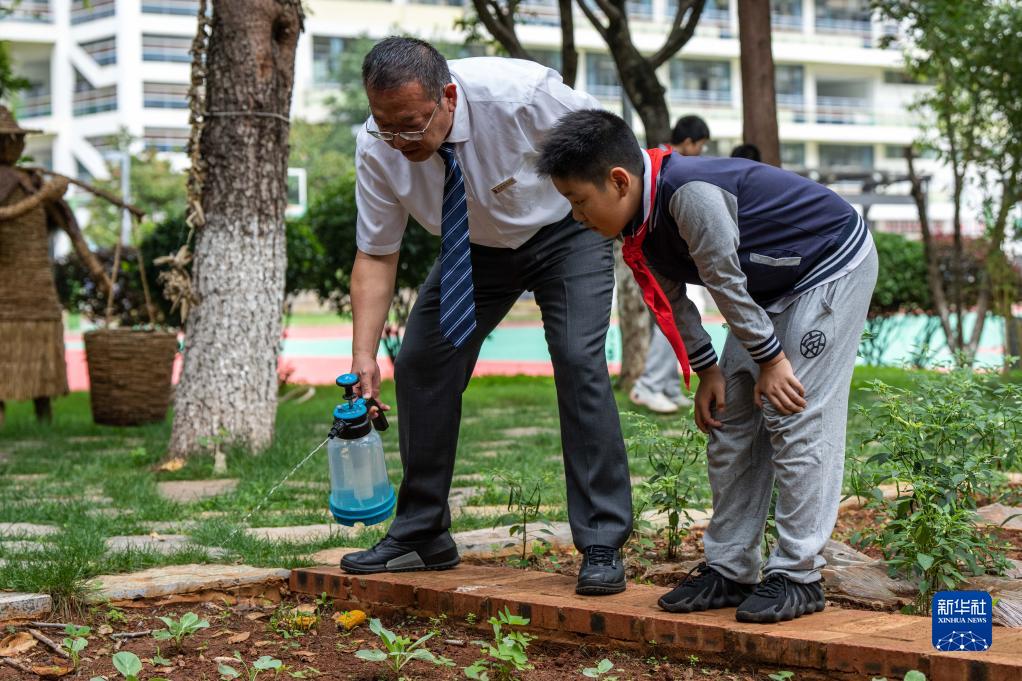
[168, 0, 304, 458]
[737, 0, 780, 166]
[466, 0, 705, 388]
[874, 0, 1022, 366]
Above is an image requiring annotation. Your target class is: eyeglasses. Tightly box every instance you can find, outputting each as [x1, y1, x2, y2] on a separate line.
[366, 99, 442, 142]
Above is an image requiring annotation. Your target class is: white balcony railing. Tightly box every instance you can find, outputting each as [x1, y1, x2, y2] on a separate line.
[141, 0, 200, 15]
[19, 90, 51, 118]
[815, 95, 873, 125]
[669, 88, 731, 104]
[71, 0, 115, 24]
[74, 85, 117, 116]
[1, 0, 52, 22]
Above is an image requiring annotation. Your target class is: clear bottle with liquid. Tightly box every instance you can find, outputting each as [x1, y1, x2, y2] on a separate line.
[326, 375, 395, 526]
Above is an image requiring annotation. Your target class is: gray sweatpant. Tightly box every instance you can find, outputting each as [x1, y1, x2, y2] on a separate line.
[702, 245, 878, 585]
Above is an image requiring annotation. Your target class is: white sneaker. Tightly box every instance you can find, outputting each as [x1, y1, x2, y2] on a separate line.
[666, 392, 693, 408]
[629, 386, 679, 414]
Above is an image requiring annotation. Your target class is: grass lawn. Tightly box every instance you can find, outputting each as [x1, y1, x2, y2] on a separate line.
[0, 366, 934, 608]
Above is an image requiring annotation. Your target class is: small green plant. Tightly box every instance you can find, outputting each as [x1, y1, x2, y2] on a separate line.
[270, 604, 319, 639]
[61, 624, 90, 669]
[851, 371, 1018, 612]
[104, 605, 128, 625]
[687, 654, 699, 666]
[153, 611, 210, 648]
[218, 652, 283, 681]
[626, 415, 708, 559]
[287, 668, 321, 679]
[768, 672, 795, 681]
[582, 658, 618, 679]
[315, 591, 332, 613]
[355, 618, 454, 678]
[150, 646, 172, 667]
[465, 607, 535, 681]
[465, 613, 478, 625]
[427, 613, 448, 636]
[871, 672, 926, 681]
[491, 470, 554, 568]
[112, 651, 143, 681]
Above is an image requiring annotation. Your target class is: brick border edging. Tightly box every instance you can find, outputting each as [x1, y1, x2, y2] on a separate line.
[290, 565, 1022, 681]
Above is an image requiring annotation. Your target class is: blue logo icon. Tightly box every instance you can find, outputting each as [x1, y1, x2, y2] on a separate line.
[932, 591, 992, 652]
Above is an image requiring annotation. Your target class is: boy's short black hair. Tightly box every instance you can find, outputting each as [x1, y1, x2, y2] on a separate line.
[730, 143, 762, 162]
[670, 114, 710, 145]
[537, 109, 644, 185]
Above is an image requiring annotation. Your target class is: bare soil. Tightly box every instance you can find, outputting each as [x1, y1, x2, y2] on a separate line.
[0, 598, 785, 681]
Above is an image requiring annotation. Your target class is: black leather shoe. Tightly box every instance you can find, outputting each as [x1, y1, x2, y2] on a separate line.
[340, 533, 460, 574]
[576, 545, 626, 595]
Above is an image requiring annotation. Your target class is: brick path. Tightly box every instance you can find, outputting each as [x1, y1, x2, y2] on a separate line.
[291, 565, 1022, 681]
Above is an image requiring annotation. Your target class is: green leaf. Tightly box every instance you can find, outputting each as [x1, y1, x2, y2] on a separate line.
[355, 649, 387, 663]
[464, 660, 489, 680]
[112, 651, 143, 679]
[253, 656, 282, 671]
[904, 672, 927, 681]
[218, 664, 241, 679]
[916, 553, 934, 571]
[70, 638, 88, 653]
[597, 659, 613, 673]
[152, 630, 173, 641]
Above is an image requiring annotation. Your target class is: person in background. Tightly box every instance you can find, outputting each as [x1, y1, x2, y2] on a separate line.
[629, 115, 710, 414]
[731, 143, 762, 162]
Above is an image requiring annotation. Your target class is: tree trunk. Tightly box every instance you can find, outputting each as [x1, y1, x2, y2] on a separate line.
[737, 0, 780, 167]
[168, 0, 304, 458]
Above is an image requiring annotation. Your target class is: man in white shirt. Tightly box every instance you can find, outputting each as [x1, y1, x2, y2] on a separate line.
[339, 37, 632, 595]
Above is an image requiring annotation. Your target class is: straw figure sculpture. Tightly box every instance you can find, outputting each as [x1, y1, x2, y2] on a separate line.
[0, 106, 113, 427]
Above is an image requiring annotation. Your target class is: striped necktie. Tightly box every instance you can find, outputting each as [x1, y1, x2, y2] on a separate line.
[437, 142, 476, 347]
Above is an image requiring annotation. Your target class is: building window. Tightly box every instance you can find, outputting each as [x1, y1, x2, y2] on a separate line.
[517, 0, 559, 26]
[73, 71, 116, 116]
[667, 0, 725, 23]
[669, 59, 731, 104]
[816, 79, 871, 124]
[81, 37, 117, 66]
[71, 0, 115, 24]
[780, 142, 806, 167]
[775, 64, 804, 105]
[531, 49, 563, 74]
[19, 83, 51, 118]
[585, 53, 621, 99]
[142, 0, 200, 15]
[819, 143, 874, 169]
[86, 135, 119, 155]
[144, 82, 189, 109]
[408, 0, 463, 5]
[142, 34, 192, 63]
[144, 127, 189, 153]
[1, 0, 52, 22]
[815, 0, 871, 35]
[771, 0, 801, 30]
[627, 0, 653, 20]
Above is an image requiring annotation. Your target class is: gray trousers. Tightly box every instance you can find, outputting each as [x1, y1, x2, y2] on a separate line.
[389, 215, 633, 550]
[635, 326, 683, 399]
[636, 287, 705, 399]
[702, 246, 878, 584]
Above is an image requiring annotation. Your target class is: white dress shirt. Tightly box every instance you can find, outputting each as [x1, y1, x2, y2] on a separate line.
[354, 57, 600, 255]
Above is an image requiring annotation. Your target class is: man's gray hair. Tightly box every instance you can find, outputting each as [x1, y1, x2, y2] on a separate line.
[362, 37, 451, 100]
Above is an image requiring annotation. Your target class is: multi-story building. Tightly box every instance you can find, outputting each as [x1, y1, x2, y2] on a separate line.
[0, 0, 959, 237]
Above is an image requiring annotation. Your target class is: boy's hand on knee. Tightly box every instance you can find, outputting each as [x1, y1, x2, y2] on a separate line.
[694, 365, 725, 433]
[754, 353, 806, 415]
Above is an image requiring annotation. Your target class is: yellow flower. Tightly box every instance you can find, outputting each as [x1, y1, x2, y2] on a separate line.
[332, 609, 367, 630]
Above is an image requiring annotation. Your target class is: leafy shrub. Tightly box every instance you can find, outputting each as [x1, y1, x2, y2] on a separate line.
[851, 369, 1022, 612]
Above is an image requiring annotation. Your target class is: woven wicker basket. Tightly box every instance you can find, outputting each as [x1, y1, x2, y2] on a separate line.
[84, 328, 178, 426]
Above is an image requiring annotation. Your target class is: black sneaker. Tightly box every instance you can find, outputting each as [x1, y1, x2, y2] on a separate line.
[340, 533, 460, 574]
[657, 562, 754, 613]
[576, 545, 626, 596]
[735, 573, 825, 623]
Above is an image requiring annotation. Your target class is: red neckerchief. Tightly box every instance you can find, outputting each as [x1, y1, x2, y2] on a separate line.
[621, 148, 692, 389]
